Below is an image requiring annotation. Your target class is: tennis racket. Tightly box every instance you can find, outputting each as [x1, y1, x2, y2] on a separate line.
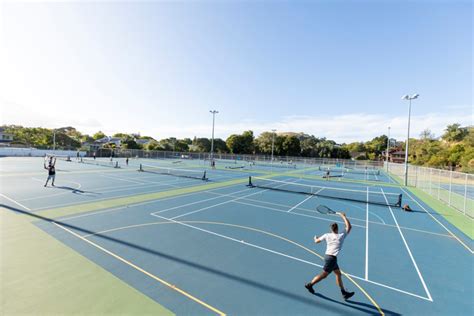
[316, 205, 336, 215]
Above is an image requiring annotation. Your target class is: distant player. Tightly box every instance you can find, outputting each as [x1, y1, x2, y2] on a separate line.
[126, 157, 129, 166]
[402, 204, 412, 212]
[93, 152, 96, 160]
[305, 212, 355, 300]
[44, 157, 56, 187]
[76, 151, 80, 160]
[325, 170, 330, 180]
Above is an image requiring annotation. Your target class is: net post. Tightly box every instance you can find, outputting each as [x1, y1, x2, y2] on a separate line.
[247, 176, 253, 187]
[138, 163, 143, 172]
[202, 171, 207, 181]
[397, 194, 402, 207]
[115, 161, 119, 168]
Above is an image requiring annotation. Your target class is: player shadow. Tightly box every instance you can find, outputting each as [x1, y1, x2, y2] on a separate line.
[314, 293, 401, 316]
[48, 186, 100, 195]
[1, 203, 401, 315]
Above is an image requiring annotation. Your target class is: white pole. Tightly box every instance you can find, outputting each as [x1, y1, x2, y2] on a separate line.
[386, 126, 390, 172]
[271, 129, 276, 163]
[448, 170, 452, 206]
[463, 173, 468, 215]
[404, 99, 412, 186]
[209, 110, 218, 162]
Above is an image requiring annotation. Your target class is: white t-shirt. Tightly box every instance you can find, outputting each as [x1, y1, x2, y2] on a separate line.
[320, 232, 347, 256]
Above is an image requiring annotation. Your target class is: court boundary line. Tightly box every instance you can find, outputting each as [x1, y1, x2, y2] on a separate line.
[401, 188, 474, 254]
[287, 194, 315, 213]
[381, 188, 433, 302]
[153, 188, 252, 216]
[31, 177, 204, 211]
[58, 186, 250, 222]
[52, 222, 225, 315]
[365, 187, 369, 280]
[166, 178, 302, 220]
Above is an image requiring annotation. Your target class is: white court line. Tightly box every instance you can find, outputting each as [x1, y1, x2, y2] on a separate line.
[287, 194, 314, 213]
[365, 187, 369, 280]
[150, 212, 432, 301]
[401, 188, 474, 254]
[0, 193, 32, 211]
[381, 188, 433, 302]
[20, 178, 84, 202]
[99, 173, 146, 185]
[31, 177, 203, 211]
[168, 178, 302, 220]
[61, 184, 249, 222]
[151, 187, 252, 216]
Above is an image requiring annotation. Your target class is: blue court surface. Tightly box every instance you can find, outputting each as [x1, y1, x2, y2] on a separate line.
[1, 157, 473, 315]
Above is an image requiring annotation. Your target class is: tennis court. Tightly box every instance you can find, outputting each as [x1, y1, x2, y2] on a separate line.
[1, 157, 473, 315]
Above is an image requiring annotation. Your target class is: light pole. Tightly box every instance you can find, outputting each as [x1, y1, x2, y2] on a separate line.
[271, 129, 276, 163]
[402, 94, 419, 186]
[53, 129, 56, 152]
[209, 110, 218, 162]
[386, 126, 390, 172]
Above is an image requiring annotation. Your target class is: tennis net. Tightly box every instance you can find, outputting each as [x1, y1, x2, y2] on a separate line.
[139, 164, 208, 181]
[255, 162, 297, 169]
[319, 166, 380, 175]
[46, 154, 71, 162]
[247, 176, 402, 207]
[344, 168, 380, 175]
[80, 157, 120, 168]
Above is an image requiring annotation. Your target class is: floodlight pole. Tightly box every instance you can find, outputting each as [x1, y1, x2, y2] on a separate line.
[209, 110, 218, 162]
[271, 129, 276, 163]
[53, 130, 56, 152]
[402, 94, 419, 186]
[386, 126, 390, 172]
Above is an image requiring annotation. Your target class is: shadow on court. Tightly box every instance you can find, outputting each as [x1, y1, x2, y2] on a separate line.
[314, 293, 401, 316]
[2, 203, 400, 315]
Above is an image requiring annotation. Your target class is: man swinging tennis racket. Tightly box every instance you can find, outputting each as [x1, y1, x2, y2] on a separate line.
[305, 212, 355, 300]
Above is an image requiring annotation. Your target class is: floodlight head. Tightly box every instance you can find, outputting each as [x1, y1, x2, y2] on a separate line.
[411, 94, 419, 99]
[402, 95, 410, 100]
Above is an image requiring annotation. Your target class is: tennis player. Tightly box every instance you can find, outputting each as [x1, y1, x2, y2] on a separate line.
[305, 212, 355, 300]
[44, 157, 56, 187]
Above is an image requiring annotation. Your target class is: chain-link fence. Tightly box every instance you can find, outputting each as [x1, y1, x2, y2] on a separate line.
[90, 148, 384, 169]
[386, 162, 474, 218]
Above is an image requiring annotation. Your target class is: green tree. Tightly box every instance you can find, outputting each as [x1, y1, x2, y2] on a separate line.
[121, 135, 142, 149]
[226, 131, 254, 154]
[442, 123, 468, 142]
[282, 135, 301, 156]
[213, 138, 228, 153]
[93, 131, 106, 140]
[193, 138, 211, 152]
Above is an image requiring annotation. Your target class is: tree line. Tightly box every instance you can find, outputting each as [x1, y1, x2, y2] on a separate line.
[2, 123, 472, 172]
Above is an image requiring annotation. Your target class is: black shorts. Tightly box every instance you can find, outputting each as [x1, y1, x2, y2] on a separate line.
[323, 255, 339, 273]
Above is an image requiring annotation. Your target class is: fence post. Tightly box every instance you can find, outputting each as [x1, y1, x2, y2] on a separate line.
[448, 171, 452, 206]
[437, 169, 441, 200]
[429, 168, 433, 195]
[414, 165, 418, 187]
[464, 173, 468, 216]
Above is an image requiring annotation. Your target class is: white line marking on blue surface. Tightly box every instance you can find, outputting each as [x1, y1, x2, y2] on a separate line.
[381, 188, 433, 302]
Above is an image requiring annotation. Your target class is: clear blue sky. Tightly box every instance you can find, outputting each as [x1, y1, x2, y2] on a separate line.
[0, 0, 472, 142]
